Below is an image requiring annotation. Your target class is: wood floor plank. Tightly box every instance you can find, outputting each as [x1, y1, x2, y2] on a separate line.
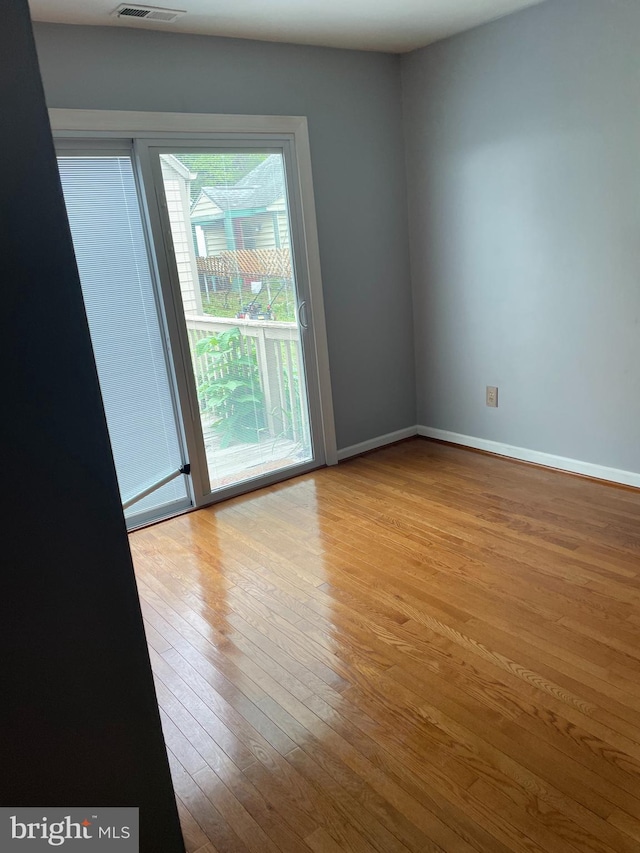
[188, 764, 282, 853]
[130, 438, 640, 853]
[255, 686, 498, 852]
[304, 828, 350, 853]
[283, 746, 417, 853]
[176, 797, 210, 853]
[192, 845, 222, 853]
[150, 648, 259, 772]
[167, 750, 252, 853]
[386, 658, 640, 822]
[193, 763, 312, 853]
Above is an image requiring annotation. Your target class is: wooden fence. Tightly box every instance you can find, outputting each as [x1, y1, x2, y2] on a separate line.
[196, 248, 292, 279]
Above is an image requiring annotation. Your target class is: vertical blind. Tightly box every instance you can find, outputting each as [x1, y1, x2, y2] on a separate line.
[58, 155, 187, 517]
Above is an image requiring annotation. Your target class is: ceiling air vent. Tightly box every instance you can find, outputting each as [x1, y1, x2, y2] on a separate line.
[112, 4, 186, 23]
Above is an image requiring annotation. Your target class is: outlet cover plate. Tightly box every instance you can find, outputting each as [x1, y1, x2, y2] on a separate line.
[486, 386, 498, 407]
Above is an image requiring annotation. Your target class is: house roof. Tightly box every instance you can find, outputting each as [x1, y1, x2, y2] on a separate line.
[196, 154, 285, 216]
[161, 154, 197, 182]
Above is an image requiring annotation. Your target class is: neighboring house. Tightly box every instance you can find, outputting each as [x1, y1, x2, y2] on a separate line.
[160, 154, 203, 316]
[162, 152, 293, 311]
[190, 154, 291, 264]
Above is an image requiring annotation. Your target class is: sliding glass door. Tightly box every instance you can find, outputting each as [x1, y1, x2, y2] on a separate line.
[55, 122, 331, 527]
[144, 146, 318, 495]
[57, 149, 192, 527]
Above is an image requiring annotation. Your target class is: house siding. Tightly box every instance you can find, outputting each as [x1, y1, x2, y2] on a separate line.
[161, 156, 202, 316]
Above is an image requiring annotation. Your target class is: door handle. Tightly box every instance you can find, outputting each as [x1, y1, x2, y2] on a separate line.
[298, 301, 309, 330]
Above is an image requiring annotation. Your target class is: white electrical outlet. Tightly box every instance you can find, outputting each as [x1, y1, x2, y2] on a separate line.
[486, 386, 498, 408]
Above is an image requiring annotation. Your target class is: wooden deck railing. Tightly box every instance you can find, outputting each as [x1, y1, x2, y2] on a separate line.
[185, 314, 308, 447]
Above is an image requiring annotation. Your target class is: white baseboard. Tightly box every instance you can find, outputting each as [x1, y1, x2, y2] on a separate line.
[417, 426, 640, 489]
[337, 426, 418, 462]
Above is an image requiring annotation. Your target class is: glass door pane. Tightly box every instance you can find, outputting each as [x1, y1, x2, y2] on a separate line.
[155, 150, 314, 492]
[57, 154, 191, 526]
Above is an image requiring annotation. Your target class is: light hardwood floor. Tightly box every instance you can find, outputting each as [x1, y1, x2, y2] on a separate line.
[129, 438, 640, 853]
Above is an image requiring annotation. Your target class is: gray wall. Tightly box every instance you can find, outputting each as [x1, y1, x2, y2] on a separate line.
[1, 4, 184, 850]
[402, 0, 640, 472]
[34, 22, 416, 450]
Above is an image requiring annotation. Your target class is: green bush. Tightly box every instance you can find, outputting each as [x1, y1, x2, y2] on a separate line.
[195, 328, 265, 448]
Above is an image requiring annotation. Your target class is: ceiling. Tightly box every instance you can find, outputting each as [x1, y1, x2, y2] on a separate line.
[28, 0, 547, 53]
